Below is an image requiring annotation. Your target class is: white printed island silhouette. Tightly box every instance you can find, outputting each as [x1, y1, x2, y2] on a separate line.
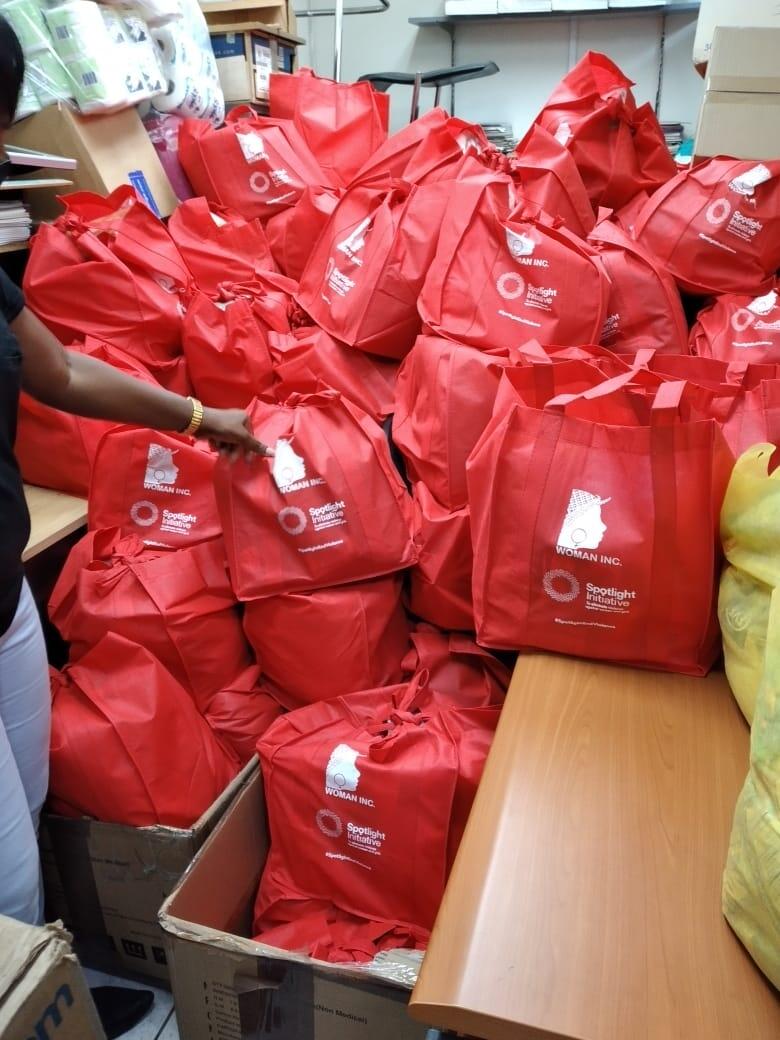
[326, 744, 362, 793]
[272, 439, 306, 489]
[145, 444, 179, 488]
[557, 489, 611, 551]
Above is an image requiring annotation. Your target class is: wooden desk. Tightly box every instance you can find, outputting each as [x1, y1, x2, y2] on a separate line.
[411, 655, 780, 1040]
[23, 484, 87, 562]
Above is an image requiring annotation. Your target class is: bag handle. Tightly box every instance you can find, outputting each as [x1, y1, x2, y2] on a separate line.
[650, 379, 686, 425]
[545, 368, 641, 411]
[226, 105, 258, 125]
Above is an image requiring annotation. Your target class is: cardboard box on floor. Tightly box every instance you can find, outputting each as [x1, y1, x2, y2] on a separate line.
[5, 103, 179, 221]
[693, 0, 780, 73]
[159, 771, 429, 1040]
[0, 915, 106, 1040]
[40, 759, 258, 985]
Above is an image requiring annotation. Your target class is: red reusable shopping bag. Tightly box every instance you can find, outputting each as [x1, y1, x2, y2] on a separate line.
[167, 197, 277, 294]
[634, 158, 780, 295]
[49, 634, 239, 827]
[467, 371, 734, 674]
[418, 175, 609, 351]
[203, 664, 284, 765]
[393, 335, 520, 510]
[243, 575, 410, 709]
[216, 391, 417, 599]
[401, 624, 510, 709]
[269, 328, 398, 424]
[24, 187, 192, 370]
[511, 123, 596, 238]
[269, 69, 389, 187]
[183, 291, 276, 409]
[89, 427, 221, 548]
[255, 677, 459, 932]
[408, 485, 475, 633]
[588, 215, 689, 355]
[264, 185, 340, 281]
[296, 177, 451, 359]
[534, 52, 675, 210]
[49, 530, 251, 708]
[691, 285, 780, 365]
[16, 338, 157, 496]
[179, 109, 334, 221]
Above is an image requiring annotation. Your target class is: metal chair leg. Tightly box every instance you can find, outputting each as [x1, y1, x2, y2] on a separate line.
[433, 84, 441, 107]
[333, 0, 344, 81]
[410, 71, 422, 122]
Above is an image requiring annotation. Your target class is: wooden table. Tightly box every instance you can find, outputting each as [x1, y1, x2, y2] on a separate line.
[410, 654, 780, 1040]
[23, 484, 87, 562]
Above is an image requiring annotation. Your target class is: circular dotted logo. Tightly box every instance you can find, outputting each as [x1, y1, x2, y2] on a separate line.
[130, 501, 159, 528]
[724, 603, 750, 634]
[731, 308, 756, 334]
[277, 506, 308, 536]
[542, 569, 581, 604]
[249, 170, 271, 195]
[705, 198, 731, 227]
[316, 809, 343, 839]
[496, 271, 526, 301]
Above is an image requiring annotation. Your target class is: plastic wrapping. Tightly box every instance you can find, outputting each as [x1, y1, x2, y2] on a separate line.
[150, 0, 225, 126]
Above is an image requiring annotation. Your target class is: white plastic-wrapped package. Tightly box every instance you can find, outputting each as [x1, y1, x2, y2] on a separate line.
[151, 0, 224, 126]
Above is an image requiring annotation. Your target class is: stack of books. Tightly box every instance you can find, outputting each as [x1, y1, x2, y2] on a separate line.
[0, 144, 76, 248]
[481, 122, 516, 151]
[660, 121, 684, 157]
[0, 201, 31, 246]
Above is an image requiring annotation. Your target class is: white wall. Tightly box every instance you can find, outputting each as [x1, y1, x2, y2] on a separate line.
[294, 2, 705, 139]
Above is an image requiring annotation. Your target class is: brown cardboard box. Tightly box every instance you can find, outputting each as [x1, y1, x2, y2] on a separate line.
[41, 759, 258, 984]
[706, 26, 780, 93]
[693, 0, 780, 73]
[5, 103, 178, 220]
[212, 26, 298, 104]
[695, 90, 780, 162]
[0, 915, 106, 1040]
[160, 772, 429, 1040]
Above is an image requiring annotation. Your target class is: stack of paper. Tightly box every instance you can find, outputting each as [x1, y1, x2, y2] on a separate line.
[4, 145, 77, 172]
[481, 122, 517, 151]
[0, 201, 32, 246]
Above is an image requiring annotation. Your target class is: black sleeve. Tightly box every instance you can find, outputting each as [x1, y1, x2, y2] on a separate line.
[0, 267, 24, 325]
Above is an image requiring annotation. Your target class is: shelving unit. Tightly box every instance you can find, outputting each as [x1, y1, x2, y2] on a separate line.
[0, 240, 30, 254]
[410, 2, 700, 31]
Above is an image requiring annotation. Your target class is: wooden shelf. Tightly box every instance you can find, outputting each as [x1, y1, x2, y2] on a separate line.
[0, 240, 29, 254]
[23, 484, 87, 561]
[410, 2, 700, 29]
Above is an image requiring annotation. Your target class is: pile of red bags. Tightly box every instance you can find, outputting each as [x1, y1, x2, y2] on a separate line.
[20, 50, 780, 971]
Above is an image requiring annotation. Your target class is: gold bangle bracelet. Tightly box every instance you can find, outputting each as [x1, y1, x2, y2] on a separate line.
[183, 397, 204, 436]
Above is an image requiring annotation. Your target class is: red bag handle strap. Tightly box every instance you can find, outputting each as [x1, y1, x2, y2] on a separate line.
[650, 379, 686, 425]
[545, 368, 640, 411]
[226, 105, 259, 125]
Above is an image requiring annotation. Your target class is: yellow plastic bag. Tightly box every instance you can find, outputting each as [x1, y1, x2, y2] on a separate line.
[719, 444, 780, 724]
[719, 444, 780, 989]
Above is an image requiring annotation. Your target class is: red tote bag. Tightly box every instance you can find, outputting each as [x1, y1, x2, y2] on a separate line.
[202, 664, 284, 766]
[401, 624, 510, 709]
[255, 678, 459, 932]
[419, 177, 609, 351]
[534, 51, 675, 210]
[89, 427, 221, 548]
[511, 123, 596, 238]
[269, 69, 389, 187]
[216, 391, 418, 599]
[634, 158, 780, 296]
[179, 109, 334, 222]
[269, 328, 398, 424]
[16, 339, 157, 496]
[24, 187, 192, 370]
[49, 634, 239, 827]
[264, 185, 340, 281]
[297, 177, 451, 359]
[467, 372, 734, 674]
[691, 285, 780, 365]
[588, 216, 689, 356]
[243, 575, 410, 709]
[49, 530, 251, 709]
[408, 485, 475, 633]
[167, 197, 277, 294]
[183, 291, 275, 409]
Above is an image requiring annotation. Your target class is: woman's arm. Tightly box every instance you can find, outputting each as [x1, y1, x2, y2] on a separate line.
[13, 307, 271, 458]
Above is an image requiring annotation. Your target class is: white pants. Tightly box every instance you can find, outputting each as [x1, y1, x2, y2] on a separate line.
[0, 580, 50, 924]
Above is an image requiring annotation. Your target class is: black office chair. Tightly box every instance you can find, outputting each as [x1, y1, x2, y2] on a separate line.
[360, 61, 500, 122]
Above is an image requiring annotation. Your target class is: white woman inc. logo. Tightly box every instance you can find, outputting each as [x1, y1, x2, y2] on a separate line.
[557, 488, 611, 551]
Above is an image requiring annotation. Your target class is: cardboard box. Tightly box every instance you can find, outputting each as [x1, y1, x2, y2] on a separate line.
[0, 915, 106, 1040]
[695, 90, 780, 162]
[706, 26, 780, 93]
[693, 0, 780, 73]
[202, 0, 289, 33]
[5, 103, 178, 220]
[41, 759, 258, 984]
[212, 26, 297, 103]
[160, 771, 429, 1040]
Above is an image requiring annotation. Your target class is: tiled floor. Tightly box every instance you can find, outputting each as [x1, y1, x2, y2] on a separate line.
[82, 968, 180, 1040]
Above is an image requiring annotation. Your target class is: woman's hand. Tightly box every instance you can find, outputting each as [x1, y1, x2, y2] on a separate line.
[199, 407, 274, 461]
